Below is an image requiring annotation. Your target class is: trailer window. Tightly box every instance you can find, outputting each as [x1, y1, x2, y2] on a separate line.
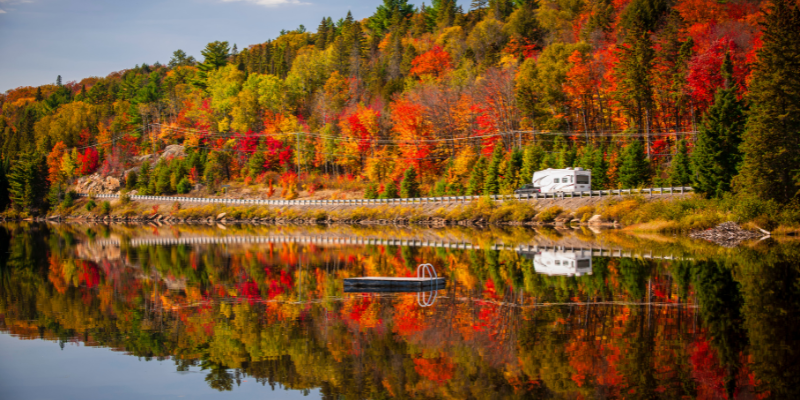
[576, 175, 589, 184]
[554, 178, 559, 183]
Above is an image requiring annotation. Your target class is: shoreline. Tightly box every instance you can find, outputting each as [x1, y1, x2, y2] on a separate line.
[5, 193, 797, 236]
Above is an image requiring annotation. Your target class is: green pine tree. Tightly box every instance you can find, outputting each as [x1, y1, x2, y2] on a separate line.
[364, 182, 379, 199]
[0, 160, 9, 211]
[7, 152, 48, 212]
[670, 139, 692, 187]
[138, 162, 151, 194]
[466, 157, 487, 195]
[248, 151, 266, 178]
[619, 140, 650, 188]
[379, 181, 399, 199]
[735, 0, 800, 203]
[125, 171, 138, 190]
[177, 177, 192, 194]
[521, 144, 545, 185]
[483, 145, 504, 195]
[590, 146, 609, 189]
[400, 167, 420, 198]
[691, 53, 745, 197]
[156, 164, 172, 195]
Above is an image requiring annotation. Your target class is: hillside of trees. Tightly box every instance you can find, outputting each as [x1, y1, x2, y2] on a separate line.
[1, 0, 799, 215]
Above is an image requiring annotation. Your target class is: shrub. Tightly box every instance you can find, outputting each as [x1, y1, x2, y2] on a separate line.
[120, 190, 131, 205]
[510, 202, 537, 221]
[732, 196, 780, 223]
[537, 206, 564, 222]
[100, 201, 111, 215]
[86, 199, 96, 211]
[600, 198, 643, 222]
[574, 205, 595, 221]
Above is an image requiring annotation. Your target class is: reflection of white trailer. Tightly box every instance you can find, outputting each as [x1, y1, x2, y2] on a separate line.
[520, 250, 593, 277]
[532, 168, 591, 193]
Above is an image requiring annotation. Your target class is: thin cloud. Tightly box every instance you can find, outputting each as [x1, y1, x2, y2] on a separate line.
[220, 0, 306, 6]
[0, 9, 6, 13]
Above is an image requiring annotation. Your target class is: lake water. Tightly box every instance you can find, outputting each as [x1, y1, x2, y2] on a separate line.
[1, 223, 799, 399]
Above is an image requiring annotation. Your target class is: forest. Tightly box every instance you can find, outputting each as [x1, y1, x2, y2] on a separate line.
[0, 0, 799, 217]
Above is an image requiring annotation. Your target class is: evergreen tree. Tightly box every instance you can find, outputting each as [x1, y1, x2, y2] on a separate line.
[248, 150, 266, 178]
[0, 160, 9, 211]
[379, 181, 399, 199]
[669, 140, 692, 187]
[483, 145, 504, 195]
[7, 152, 48, 212]
[521, 144, 545, 183]
[619, 140, 649, 188]
[509, 147, 524, 187]
[590, 146, 609, 189]
[369, 0, 415, 33]
[470, 0, 488, 11]
[168, 49, 197, 67]
[138, 162, 151, 194]
[735, 0, 800, 203]
[156, 163, 171, 195]
[616, 25, 655, 136]
[56, 75, 62, 86]
[499, 148, 523, 193]
[364, 182, 379, 199]
[691, 53, 745, 197]
[177, 177, 191, 194]
[466, 157, 487, 196]
[400, 167, 420, 198]
[125, 171, 138, 190]
[316, 18, 331, 51]
[194, 41, 230, 90]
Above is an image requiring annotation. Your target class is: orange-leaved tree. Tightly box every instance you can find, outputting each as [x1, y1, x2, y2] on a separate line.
[410, 46, 453, 79]
[339, 104, 380, 172]
[46, 141, 68, 184]
[391, 99, 435, 178]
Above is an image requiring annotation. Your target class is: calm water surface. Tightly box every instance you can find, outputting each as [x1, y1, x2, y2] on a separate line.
[1, 223, 799, 399]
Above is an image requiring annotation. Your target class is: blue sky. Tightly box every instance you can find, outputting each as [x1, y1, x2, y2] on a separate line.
[0, 0, 468, 93]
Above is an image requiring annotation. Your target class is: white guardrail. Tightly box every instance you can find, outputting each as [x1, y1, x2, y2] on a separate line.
[78, 187, 693, 206]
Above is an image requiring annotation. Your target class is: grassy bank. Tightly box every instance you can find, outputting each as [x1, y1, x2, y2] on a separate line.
[604, 195, 800, 234]
[31, 193, 800, 234]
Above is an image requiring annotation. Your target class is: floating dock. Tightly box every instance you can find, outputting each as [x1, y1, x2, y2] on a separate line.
[344, 277, 446, 292]
[344, 263, 445, 292]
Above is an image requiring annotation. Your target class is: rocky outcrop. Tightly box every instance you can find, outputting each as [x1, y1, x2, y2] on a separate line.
[134, 145, 186, 166]
[75, 173, 121, 194]
[160, 144, 186, 160]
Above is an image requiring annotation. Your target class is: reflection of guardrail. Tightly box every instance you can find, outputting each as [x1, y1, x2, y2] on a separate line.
[92, 235, 690, 260]
[78, 186, 693, 207]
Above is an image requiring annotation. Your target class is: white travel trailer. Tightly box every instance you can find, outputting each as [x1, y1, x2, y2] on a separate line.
[532, 168, 591, 193]
[520, 249, 593, 277]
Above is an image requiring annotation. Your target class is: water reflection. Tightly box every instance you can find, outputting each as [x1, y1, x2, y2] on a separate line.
[1, 223, 799, 399]
[520, 248, 593, 277]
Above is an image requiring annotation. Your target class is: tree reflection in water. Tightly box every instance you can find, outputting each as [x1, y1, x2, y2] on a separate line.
[1, 223, 799, 398]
